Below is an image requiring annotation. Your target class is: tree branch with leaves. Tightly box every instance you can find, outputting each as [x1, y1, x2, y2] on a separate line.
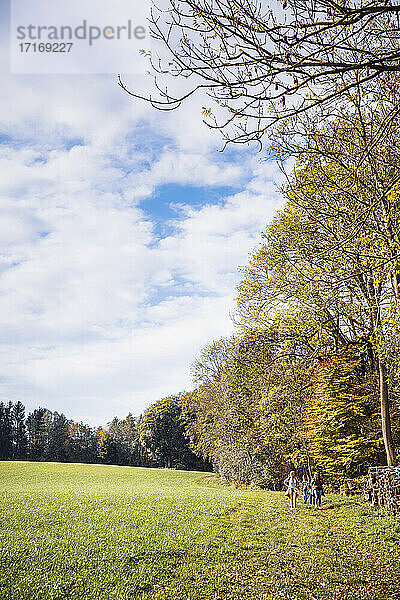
[121, 0, 400, 146]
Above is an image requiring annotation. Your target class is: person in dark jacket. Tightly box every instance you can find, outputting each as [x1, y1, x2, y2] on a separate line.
[311, 472, 324, 508]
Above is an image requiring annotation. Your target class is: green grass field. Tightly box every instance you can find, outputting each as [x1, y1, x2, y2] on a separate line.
[1, 462, 400, 600]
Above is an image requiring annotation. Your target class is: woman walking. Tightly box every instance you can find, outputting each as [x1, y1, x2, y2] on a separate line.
[284, 471, 299, 509]
[311, 472, 324, 508]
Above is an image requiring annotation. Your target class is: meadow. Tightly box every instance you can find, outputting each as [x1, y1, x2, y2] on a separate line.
[1, 462, 400, 600]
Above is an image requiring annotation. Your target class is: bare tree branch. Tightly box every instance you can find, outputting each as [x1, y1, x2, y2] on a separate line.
[120, 0, 400, 146]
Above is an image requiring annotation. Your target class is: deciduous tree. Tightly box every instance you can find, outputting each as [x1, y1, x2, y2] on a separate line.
[139, 395, 201, 469]
[237, 106, 400, 464]
[303, 351, 384, 479]
[121, 0, 400, 145]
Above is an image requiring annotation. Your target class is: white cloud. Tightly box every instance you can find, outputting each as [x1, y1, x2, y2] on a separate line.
[0, 58, 283, 425]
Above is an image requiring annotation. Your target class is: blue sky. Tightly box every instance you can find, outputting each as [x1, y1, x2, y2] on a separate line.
[0, 1, 283, 424]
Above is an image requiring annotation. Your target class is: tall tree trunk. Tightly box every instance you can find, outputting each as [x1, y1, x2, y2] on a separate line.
[378, 358, 396, 466]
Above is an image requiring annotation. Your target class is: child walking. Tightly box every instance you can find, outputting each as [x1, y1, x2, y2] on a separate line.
[301, 477, 310, 504]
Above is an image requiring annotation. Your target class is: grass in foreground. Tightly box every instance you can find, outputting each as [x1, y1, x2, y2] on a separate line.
[1, 461, 400, 600]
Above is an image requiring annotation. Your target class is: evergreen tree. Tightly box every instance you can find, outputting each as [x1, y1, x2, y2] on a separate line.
[107, 414, 141, 465]
[13, 401, 27, 459]
[26, 408, 49, 460]
[0, 402, 13, 459]
[65, 423, 96, 463]
[46, 412, 69, 462]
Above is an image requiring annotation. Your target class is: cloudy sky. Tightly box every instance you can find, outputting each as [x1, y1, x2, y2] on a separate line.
[0, 1, 283, 425]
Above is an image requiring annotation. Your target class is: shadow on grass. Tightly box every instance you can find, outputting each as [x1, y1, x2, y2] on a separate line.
[323, 498, 365, 509]
[193, 475, 222, 487]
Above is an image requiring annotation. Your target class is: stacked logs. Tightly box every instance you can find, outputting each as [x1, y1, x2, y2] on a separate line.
[364, 466, 400, 515]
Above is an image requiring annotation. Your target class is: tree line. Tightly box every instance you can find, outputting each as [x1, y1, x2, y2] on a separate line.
[174, 83, 400, 488]
[3, 89, 400, 488]
[117, 0, 400, 489]
[0, 398, 209, 472]
[3, 94, 400, 484]
[3, 1, 400, 490]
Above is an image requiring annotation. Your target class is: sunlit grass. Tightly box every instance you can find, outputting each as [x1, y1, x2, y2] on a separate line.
[1, 461, 399, 599]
